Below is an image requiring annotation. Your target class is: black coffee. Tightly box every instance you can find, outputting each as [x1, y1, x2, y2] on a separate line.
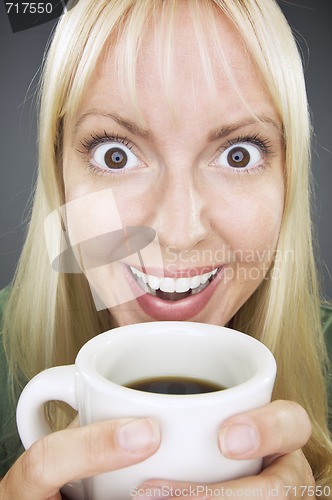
[125, 376, 227, 395]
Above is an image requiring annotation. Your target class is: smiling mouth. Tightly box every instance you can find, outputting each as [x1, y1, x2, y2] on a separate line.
[129, 266, 221, 302]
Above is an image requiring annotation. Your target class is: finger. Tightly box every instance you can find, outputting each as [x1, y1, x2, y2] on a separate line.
[260, 449, 316, 492]
[2, 417, 160, 500]
[134, 451, 315, 500]
[217, 400, 312, 460]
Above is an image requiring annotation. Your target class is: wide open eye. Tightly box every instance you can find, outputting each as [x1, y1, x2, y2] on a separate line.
[217, 143, 262, 169]
[91, 143, 141, 171]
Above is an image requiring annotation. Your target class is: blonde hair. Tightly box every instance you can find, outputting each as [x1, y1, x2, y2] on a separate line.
[3, 0, 332, 488]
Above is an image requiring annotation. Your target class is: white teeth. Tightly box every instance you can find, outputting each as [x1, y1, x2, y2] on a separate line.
[129, 266, 219, 295]
[175, 278, 191, 293]
[159, 277, 175, 293]
[200, 272, 210, 284]
[141, 273, 149, 284]
[190, 275, 201, 289]
[147, 274, 160, 290]
[134, 268, 144, 279]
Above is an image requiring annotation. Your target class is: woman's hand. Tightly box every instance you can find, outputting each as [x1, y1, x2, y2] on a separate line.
[133, 401, 316, 500]
[0, 417, 160, 500]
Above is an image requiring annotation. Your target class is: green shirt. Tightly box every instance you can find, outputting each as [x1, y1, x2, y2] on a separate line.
[0, 287, 332, 477]
[321, 302, 332, 430]
[0, 287, 24, 477]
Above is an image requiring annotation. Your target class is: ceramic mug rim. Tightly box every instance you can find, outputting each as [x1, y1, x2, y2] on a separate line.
[75, 321, 277, 405]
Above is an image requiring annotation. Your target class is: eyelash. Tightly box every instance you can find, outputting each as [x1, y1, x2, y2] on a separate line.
[215, 133, 274, 175]
[77, 132, 141, 176]
[77, 131, 274, 176]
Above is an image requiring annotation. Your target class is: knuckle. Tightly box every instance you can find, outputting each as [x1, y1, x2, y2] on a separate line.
[259, 474, 286, 500]
[307, 471, 316, 489]
[22, 438, 53, 490]
[273, 400, 312, 445]
[289, 402, 312, 437]
[288, 401, 311, 433]
[80, 421, 118, 472]
[296, 451, 316, 488]
[261, 404, 285, 447]
[261, 451, 315, 499]
[292, 452, 316, 489]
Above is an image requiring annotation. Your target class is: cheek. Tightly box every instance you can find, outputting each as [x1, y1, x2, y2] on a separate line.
[63, 151, 158, 229]
[211, 179, 284, 257]
[62, 160, 161, 275]
[63, 149, 102, 203]
[62, 155, 125, 252]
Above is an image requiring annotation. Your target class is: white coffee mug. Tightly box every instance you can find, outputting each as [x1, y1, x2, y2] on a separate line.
[16, 321, 276, 500]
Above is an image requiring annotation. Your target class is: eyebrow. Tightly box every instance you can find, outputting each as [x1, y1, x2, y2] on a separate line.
[74, 111, 282, 141]
[208, 117, 282, 141]
[75, 112, 150, 138]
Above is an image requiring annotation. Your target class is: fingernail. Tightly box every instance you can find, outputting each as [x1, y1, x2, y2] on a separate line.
[219, 424, 259, 457]
[118, 418, 160, 452]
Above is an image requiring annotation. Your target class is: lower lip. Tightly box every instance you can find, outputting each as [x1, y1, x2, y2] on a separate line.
[124, 265, 225, 321]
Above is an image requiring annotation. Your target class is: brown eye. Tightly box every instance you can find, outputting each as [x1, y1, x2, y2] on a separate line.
[227, 146, 250, 168]
[91, 142, 142, 172]
[217, 143, 262, 170]
[104, 147, 128, 169]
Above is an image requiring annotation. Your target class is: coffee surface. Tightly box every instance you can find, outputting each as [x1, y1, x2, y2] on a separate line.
[125, 376, 226, 395]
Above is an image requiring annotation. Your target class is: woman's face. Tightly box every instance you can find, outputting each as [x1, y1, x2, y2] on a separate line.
[62, 5, 285, 327]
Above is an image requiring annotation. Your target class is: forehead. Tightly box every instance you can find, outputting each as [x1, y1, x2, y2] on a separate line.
[76, 2, 277, 129]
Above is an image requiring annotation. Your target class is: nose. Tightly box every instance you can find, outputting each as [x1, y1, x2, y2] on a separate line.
[152, 169, 211, 253]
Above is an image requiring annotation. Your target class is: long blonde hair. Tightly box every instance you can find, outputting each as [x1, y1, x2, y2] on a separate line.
[3, 0, 332, 488]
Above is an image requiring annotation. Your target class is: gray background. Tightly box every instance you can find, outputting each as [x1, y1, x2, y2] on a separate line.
[0, 0, 331, 299]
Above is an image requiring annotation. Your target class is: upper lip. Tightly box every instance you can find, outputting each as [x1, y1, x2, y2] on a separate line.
[126, 265, 222, 278]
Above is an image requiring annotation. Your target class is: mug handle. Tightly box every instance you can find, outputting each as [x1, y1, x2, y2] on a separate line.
[16, 365, 84, 500]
